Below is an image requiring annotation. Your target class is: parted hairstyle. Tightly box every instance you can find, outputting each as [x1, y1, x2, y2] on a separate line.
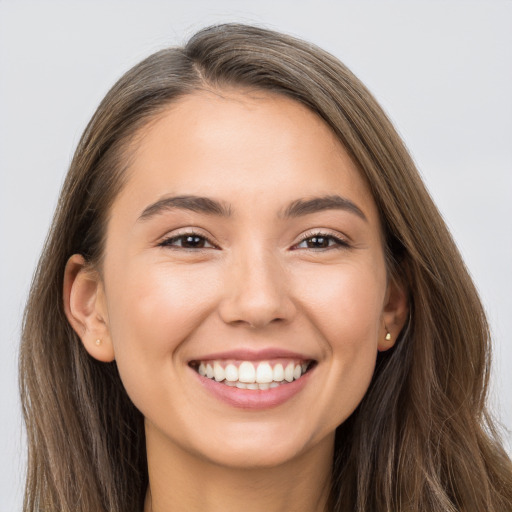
[20, 23, 512, 512]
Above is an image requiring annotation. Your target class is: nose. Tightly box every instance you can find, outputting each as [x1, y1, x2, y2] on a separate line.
[218, 247, 296, 329]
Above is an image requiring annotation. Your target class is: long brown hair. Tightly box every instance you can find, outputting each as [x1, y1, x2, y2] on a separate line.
[20, 23, 512, 511]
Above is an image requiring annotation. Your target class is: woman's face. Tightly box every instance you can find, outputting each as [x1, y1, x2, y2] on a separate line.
[76, 89, 404, 468]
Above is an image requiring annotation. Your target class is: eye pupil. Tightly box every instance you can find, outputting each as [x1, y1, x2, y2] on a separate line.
[308, 236, 329, 248]
[183, 235, 205, 248]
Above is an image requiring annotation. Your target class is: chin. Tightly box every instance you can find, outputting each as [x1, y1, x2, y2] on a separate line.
[188, 420, 325, 470]
[201, 442, 307, 470]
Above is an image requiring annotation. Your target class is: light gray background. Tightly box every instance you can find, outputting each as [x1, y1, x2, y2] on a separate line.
[1, 1, 511, 509]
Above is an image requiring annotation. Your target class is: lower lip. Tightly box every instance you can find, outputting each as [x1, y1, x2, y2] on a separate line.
[193, 367, 313, 410]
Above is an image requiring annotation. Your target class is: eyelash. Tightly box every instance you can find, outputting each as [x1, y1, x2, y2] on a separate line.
[292, 231, 350, 251]
[158, 231, 217, 250]
[158, 230, 350, 251]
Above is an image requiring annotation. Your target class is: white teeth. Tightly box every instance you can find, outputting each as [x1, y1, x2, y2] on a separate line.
[195, 359, 312, 389]
[213, 362, 225, 382]
[238, 361, 256, 383]
[284, 362, 294, 382]
[224, 364, 238, 382]
[256, 362, 273, 383]
[273, 363, 284, 381]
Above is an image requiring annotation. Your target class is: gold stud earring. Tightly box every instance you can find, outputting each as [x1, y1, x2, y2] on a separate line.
[95, 339, 101, 346]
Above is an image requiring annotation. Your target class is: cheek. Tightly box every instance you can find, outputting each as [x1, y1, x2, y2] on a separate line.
[294, 260, 386, 425]
[103, 257, 218, 394]
[296, 259, 386, 346]
[108, 257, 215, 336]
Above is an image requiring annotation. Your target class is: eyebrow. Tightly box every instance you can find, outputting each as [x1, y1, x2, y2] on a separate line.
[137, 194, 367, 222]
[281, 195, 368, 222]
[138, 195, 232, 221]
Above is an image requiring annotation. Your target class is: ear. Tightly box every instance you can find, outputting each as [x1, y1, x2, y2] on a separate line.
[379, 275, 409, 352]
[63, 254, 115, 362]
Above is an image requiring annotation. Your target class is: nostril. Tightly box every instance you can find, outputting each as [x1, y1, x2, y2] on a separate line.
[246, 316, 287, 329]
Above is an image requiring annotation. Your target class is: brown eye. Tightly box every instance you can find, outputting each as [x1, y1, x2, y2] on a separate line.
[180, 235, 207, 248]
[159, 234, 215, 249]
[305, 236, 331, 249]
[294, 233, 349, 250]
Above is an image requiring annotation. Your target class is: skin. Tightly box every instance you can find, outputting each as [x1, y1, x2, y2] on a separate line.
[64, 89, 408, 512]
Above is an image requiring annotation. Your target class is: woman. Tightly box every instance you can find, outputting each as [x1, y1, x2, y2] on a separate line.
[20, 23, 512, 512]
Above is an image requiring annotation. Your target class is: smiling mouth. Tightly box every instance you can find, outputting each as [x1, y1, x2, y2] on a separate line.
[189, 359, 316, 390]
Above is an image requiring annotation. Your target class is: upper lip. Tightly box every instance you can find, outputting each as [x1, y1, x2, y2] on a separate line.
[188, 348, 315, 363]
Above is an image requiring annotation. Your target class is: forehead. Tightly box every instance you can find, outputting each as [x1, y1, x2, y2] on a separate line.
[114, 89, 379, 224]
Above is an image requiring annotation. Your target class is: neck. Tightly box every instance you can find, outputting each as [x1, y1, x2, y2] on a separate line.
[143, 422, 333, 512]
